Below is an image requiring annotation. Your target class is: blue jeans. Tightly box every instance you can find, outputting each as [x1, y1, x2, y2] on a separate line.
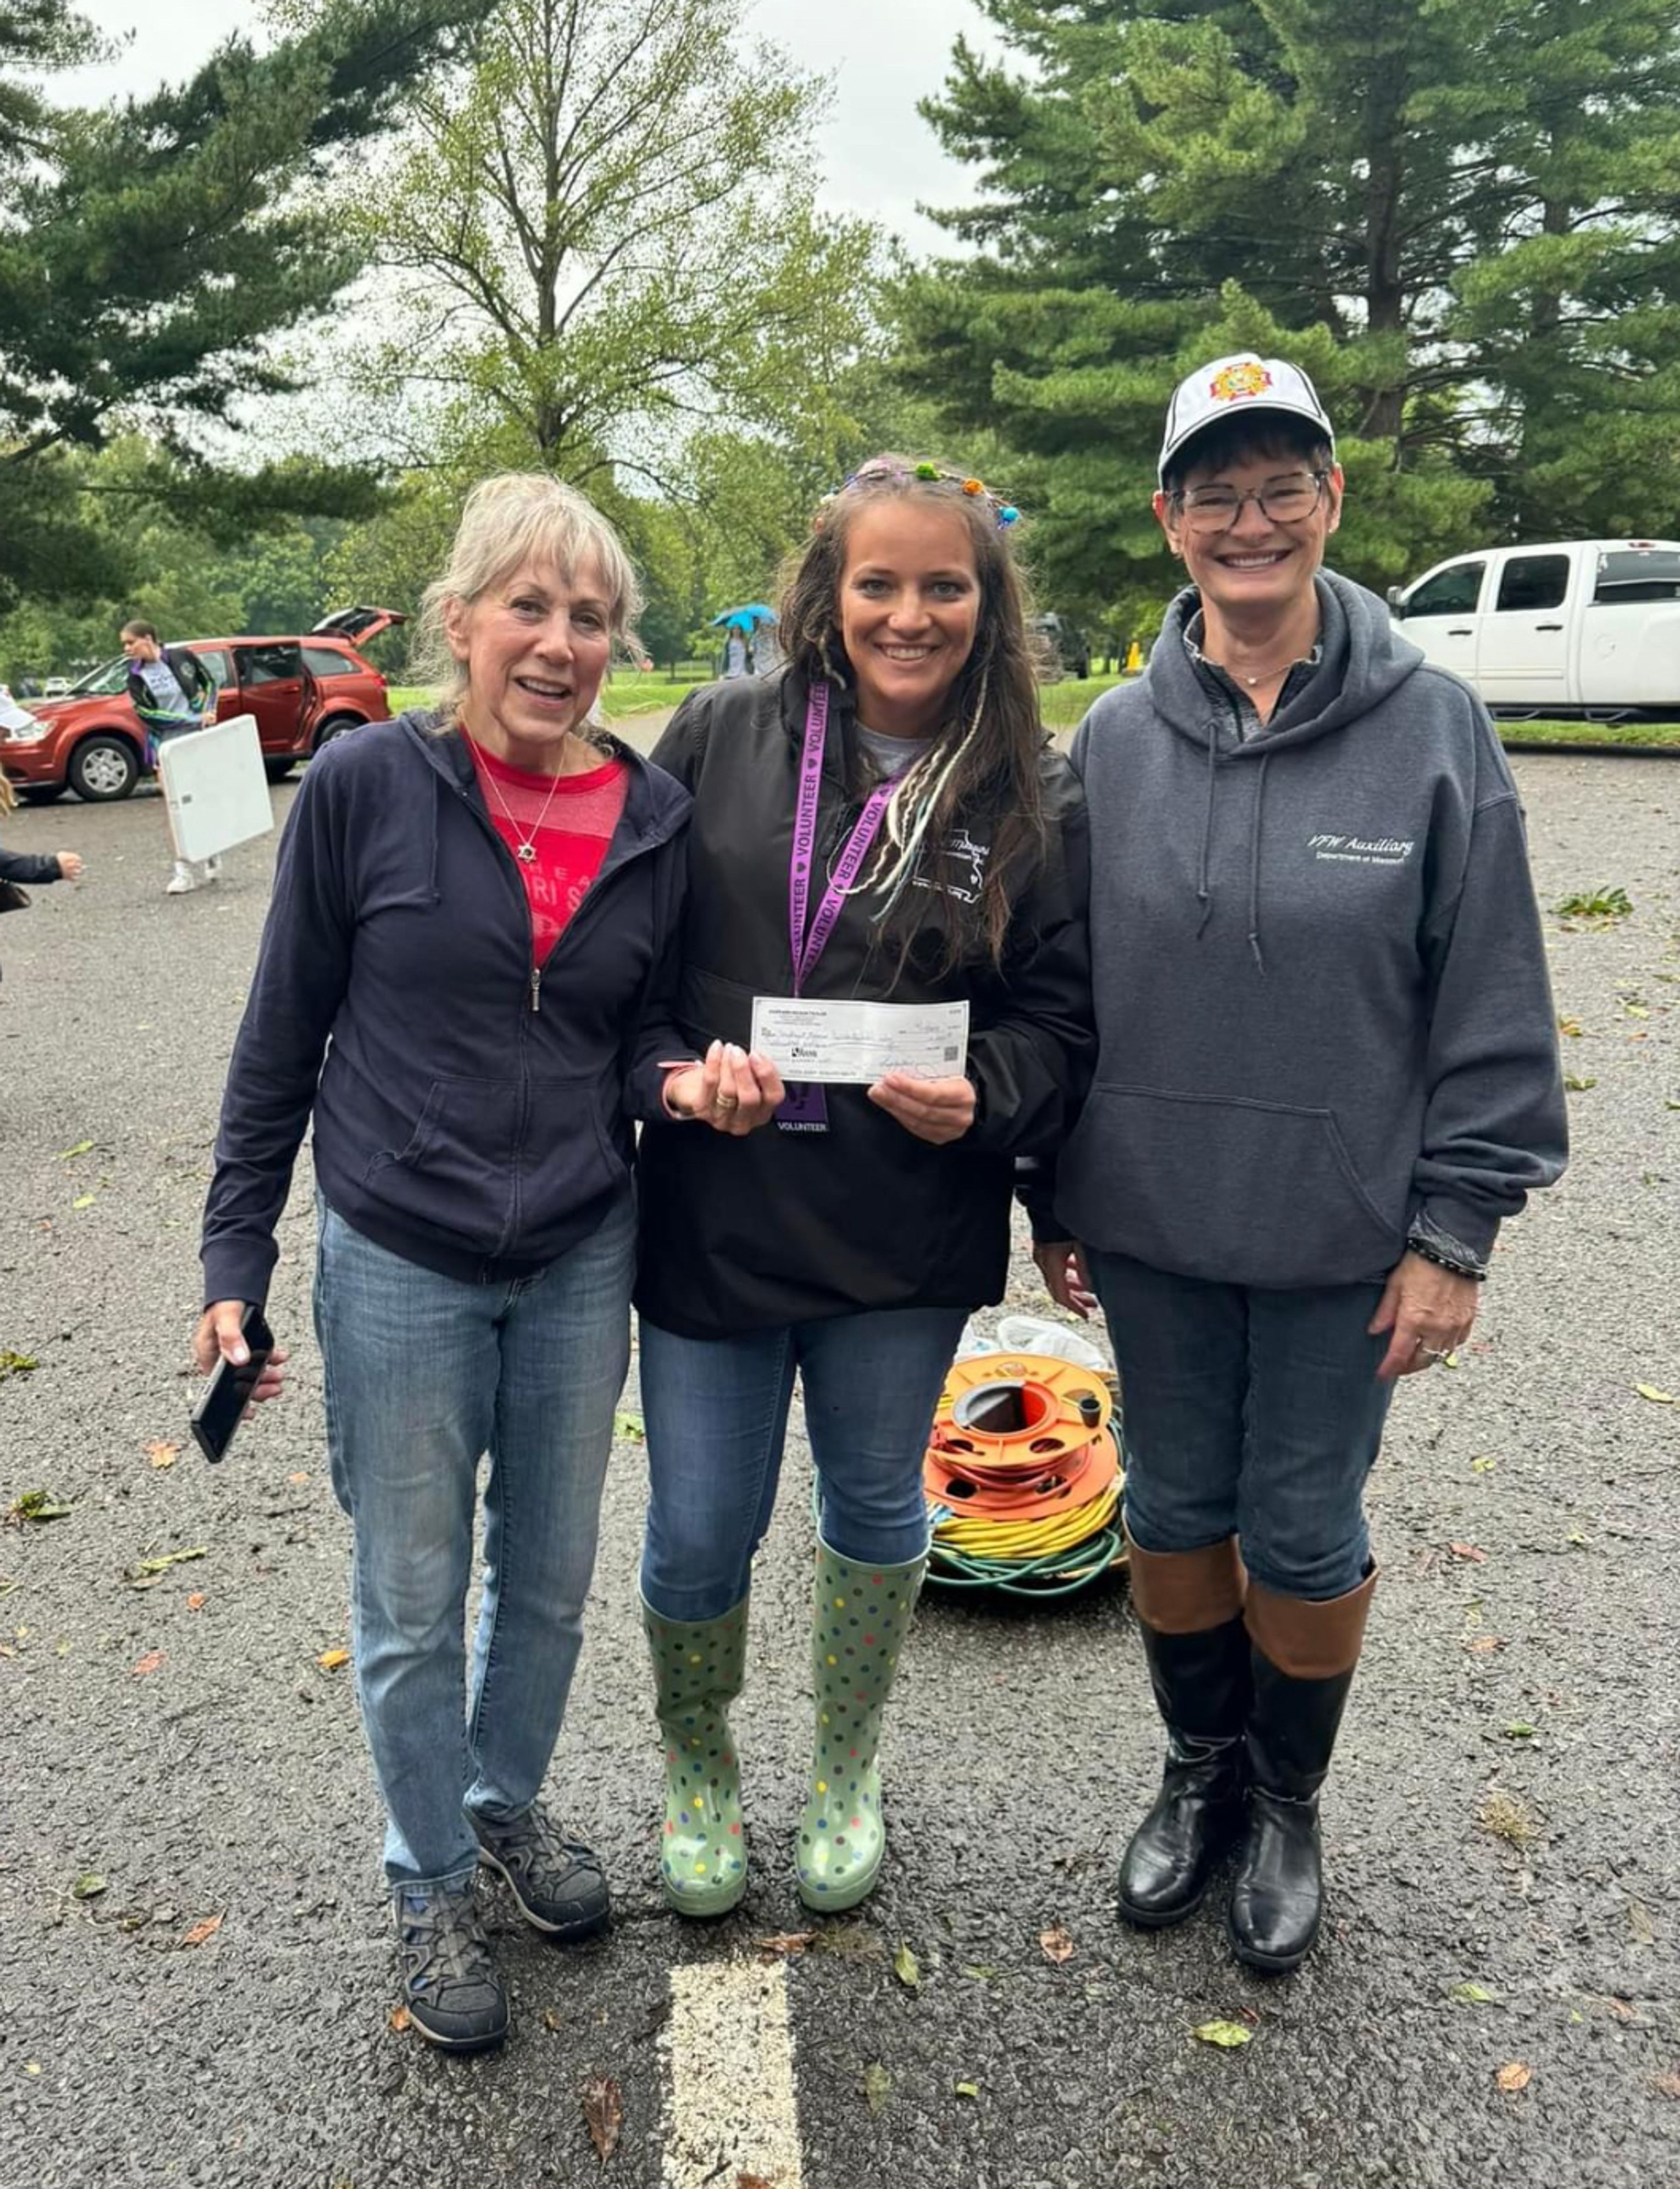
[1088, 1250, 1393, 1601]
[314, 1191, 634, 1888]
[638, 1306, 968, 1621]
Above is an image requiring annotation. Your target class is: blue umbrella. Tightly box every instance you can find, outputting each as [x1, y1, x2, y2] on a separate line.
[710, 604, 777, 631]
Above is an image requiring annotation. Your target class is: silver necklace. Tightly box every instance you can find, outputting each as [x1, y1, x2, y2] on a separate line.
[476, 743, 568, 862]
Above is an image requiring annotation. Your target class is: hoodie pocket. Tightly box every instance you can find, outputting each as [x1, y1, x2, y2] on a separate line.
[1064, 1084, 1402, 1288]
[520, 1070, 629, 1237]
[362, 1075, 519, 1255]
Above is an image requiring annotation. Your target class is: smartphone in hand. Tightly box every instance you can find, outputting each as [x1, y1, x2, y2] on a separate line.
[190, 1304, 275, 1464]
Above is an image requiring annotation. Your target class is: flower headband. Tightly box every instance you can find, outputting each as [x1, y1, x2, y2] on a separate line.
[816, 459, 1021, 530]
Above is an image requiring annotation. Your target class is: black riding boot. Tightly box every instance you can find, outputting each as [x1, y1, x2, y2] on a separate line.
[1118, 1532, 1250, 1929]
[1227, 1566, 1376, 1973]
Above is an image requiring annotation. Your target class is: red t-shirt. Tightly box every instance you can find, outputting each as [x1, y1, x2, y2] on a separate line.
[467, 740, 629, 966]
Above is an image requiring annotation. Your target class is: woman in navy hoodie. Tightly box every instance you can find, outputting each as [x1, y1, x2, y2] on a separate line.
[195, 474, 690, 2052]
[1033, 356, 1567, 1975]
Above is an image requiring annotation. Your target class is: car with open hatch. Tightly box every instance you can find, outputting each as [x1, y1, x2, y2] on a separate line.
[0, 607, 406, 803]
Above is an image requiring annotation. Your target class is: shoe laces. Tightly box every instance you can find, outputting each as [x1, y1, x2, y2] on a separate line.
[396, 1885, 494, 1997]
[489, 1806, 601, 1888]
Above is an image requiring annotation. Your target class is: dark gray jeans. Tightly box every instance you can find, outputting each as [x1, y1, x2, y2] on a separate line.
[1088, 1249, 1394, 1601]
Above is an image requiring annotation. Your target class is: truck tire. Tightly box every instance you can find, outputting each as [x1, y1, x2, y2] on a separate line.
[68, 734, 140, 802]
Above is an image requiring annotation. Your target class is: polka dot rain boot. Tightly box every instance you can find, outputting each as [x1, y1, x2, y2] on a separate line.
[796, 1541, 926, 1914]
[642, 1596, 750, 1917]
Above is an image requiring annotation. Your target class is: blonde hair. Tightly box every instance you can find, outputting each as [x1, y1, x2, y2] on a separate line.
[409, 473, 645, 726]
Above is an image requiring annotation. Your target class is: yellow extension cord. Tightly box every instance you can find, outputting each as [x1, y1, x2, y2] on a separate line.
[931, 1477, 1121, 1563]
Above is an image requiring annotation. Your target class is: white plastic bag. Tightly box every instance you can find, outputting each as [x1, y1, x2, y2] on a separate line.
[994, 1313, 1111, 1370]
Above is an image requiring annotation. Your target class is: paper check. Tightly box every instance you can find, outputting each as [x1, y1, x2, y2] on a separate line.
[749, 997, 970, 1085]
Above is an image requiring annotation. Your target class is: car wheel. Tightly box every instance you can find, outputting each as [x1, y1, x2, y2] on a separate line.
[311, 713, 362, 753]
[263, 757, 298, 783]
[68, 734, 140, 802]
[16, 783, 66, 804]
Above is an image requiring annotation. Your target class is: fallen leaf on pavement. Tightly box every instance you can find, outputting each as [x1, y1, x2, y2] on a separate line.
[954, 2081, 980, 2099]
[130, 1650, 164, 1677]
[1653, 2070, 1680, 2099]
[57, 1139, 95, 1159]
[738, 2175, 777, 2189]
[1463, 1636, 1505, 1653]
[1495, 2062, 1531, 2093]
[70, 1194, 95, 1210]
[613, 1411, 645, 1442]
[959, 1962, 998, 1980]
[146, 1441, 180, 1469]
[543, 2007, 564, 2033]
[582, 2074, 623, 2161]
[861, 2062, 892, 2116]
[72, 1873, 108, 1900]
[1504, 1721, 1537, 1740]
[1448, 1980, 1501, 2004]
[186, 1592, 206, 1612]
[0, 1350, 39, 1381]
[389, 2004, 411, 2033]
[892, 1942, 920, 1989]
[1629, 1898, 1657, 1945]
[6, 1489, 71, 1527]
[1635, 1384, 1676, 1405]
[181, 1913, 223, 1947]
[125, 1546, 207, 1585]
[1448, 1542, 1488, 1563]
[756, 1931, 816, 1958]
[317, 1648, 350, 1672]
[1194, 2020, 1253, 2048]
[1039, 1923, 1075, 1964]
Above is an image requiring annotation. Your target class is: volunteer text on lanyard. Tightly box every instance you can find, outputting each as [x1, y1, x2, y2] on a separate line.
[774, 683, 898, 1133]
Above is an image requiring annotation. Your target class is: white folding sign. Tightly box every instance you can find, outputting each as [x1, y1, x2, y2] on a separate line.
[157, 715, 275, 864]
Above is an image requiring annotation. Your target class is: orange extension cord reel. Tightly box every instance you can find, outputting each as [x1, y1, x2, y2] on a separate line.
[924, 1355, 1117, 1519]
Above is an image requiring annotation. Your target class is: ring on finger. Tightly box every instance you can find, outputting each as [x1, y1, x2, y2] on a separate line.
[714, 1093, 740, 1113]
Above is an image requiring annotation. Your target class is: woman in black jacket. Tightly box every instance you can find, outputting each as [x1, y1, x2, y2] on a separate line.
[634, 458, 1093, 1918]
[0, 772, 83, 981]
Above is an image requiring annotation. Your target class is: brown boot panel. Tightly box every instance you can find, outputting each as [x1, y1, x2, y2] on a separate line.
[1245, 1566, 1378, 1681]
[1126, 1524, 1246, 1634]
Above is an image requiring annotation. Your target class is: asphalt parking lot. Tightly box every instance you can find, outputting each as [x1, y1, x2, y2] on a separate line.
[1, 751, 1677, 2189]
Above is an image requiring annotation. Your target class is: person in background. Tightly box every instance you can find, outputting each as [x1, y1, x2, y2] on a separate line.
[721, 623, 749, 679]
[121, 621, 218, 894]
[0, 771, 83, 985]
[194, 473, 690, 2052]
[633, 456, 1092, 1921]
[1031, 354, 1567, 1973]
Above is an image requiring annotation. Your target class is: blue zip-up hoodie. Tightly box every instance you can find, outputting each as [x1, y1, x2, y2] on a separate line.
[1039, 571, 1567, 1287]
[201, 711, 690, 1307]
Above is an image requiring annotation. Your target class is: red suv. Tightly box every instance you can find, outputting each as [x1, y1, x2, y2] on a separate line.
[1, 607, 406, 803]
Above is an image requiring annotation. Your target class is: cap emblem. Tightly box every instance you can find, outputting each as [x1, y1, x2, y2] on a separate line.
[1209, 360, 1274, 404]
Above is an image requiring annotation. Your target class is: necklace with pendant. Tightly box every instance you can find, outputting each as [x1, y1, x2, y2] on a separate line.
[474, 740, 568, 861]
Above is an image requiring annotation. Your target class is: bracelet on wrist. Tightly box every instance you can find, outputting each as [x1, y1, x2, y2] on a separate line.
[1406, 1234, 1487, 1282]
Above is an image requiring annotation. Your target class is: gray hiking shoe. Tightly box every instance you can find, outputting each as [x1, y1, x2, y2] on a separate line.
[391, 1876, 508, 2051]
[472, 1804, 610, 1940]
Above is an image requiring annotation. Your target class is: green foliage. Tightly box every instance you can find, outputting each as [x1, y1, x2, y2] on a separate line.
[0, 0, 492, 611]
[900, 0, 1680, 611]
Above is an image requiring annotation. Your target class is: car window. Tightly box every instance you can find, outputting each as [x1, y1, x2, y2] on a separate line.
[69, 656, 130, 696]
[1495, 555, 1569, 613]
[302, 645, 352, 679]
[1406, 563, 1485, 617]
[1594, 549, 1680, 604]
[191, 648, 231, 689]
[236, 643, 305, 687]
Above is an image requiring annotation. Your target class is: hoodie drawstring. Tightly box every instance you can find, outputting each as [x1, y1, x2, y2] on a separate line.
[1195, 723, 1218, 936]
[1247, 753, 1270, 976]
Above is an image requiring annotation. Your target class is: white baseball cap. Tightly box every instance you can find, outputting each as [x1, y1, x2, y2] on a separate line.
[1158, 353, 1335, 485]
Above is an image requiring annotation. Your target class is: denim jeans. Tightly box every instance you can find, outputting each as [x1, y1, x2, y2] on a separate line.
[638, 1306, 968, 1621]
[1088, 1249, 1394, 1601]
[313, 1190, 634, 1888]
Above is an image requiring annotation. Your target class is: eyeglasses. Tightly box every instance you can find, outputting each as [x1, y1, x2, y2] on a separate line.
[1172, 471, 1330, 534]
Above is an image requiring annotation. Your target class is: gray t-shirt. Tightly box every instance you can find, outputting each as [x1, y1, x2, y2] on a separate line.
[854, 723, 934, 780]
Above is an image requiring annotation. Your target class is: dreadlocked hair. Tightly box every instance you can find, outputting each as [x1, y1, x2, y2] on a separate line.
[776, 456, 1050, 974]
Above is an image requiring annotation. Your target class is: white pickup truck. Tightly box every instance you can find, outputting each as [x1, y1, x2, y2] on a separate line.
[1388, 539, 1680, 716]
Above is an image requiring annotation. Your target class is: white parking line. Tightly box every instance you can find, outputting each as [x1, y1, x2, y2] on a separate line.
[662, 1958, 806, 2189]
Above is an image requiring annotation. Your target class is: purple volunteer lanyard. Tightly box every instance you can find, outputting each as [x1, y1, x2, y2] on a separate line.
[788, 682, 897, 994]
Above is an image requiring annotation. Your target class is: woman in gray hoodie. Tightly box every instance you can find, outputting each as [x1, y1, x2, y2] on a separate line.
[1032, 354, 1567, 1974]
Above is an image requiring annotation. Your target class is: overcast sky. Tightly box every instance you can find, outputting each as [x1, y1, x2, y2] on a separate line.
[65, 0, 1002, 253]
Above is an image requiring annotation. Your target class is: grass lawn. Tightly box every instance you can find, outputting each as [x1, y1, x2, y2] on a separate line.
[384, 672, 1680, 750]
